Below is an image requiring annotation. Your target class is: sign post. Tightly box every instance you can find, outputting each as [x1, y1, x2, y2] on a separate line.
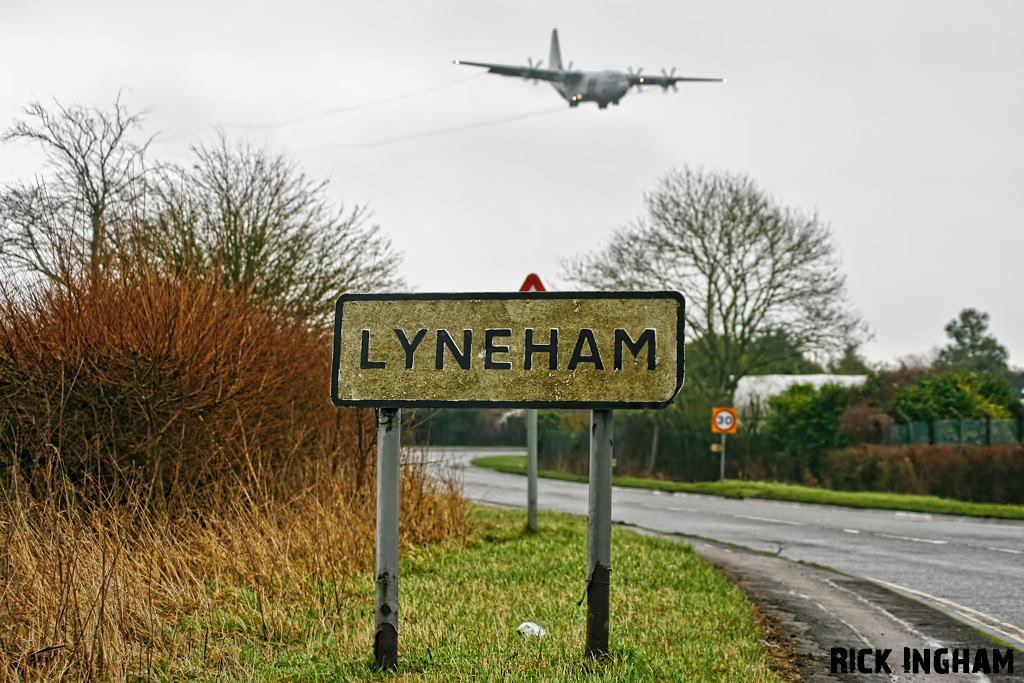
[519, 274, 546, 532]
[527, 408, 538, 532]
[332, 290, 684, 664]
[711, 407, 737, 480]
[374, 407, 401, 670]
[586, 409, 614, 657]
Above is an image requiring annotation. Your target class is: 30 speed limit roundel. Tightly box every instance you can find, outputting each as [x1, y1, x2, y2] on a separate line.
[711, 407, 737, 434]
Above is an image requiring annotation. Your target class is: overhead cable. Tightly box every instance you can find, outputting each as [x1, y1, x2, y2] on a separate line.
[300, 106, 566, 151]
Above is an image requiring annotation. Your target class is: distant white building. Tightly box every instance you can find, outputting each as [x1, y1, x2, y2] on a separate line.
[734, 374, 868, 419]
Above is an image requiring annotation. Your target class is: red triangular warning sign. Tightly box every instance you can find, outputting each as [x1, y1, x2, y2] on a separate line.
[519, 273, 546, 292]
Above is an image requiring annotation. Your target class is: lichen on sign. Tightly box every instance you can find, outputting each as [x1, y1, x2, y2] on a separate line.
[331, 291, 684, 409]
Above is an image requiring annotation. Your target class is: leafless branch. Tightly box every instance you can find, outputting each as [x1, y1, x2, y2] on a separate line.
[562, 167, 867, 400]
[1, 94, 151, 284]
[147, 131, 403, 324]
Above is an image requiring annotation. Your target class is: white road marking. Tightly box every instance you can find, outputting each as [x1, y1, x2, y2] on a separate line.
[989, 547, 1023, 554]
[843, 529, 861, 534]
[665, 506, 699, 512]
[734, 514, 804, 526]
[943, 518, 1024, 529]
[869, 577, 1024, 649]
[877, 532, 947, 544]
[822, 577, 944, 649]
[820, 578, 993, 682]
[894, 511, 934, 520]
[790, 589, 902, 683]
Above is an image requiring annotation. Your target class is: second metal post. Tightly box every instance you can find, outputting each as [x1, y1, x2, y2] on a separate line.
[586, 409, 614, 658]
[719, 432, 726, 481]
[527, 408, 538, 531]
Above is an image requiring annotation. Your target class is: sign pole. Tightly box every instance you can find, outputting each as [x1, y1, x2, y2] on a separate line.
[711, 407, 737, 482]
[719, 432, 726, 481]
[586, 408, 614, 658]
[519, 274, 546, 534]
[374, 408, 401, 670]
[527, 408, 538, 532]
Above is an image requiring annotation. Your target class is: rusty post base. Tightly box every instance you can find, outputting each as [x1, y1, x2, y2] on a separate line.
[373, 623, 398, 671]
[585, 562, 610, 659]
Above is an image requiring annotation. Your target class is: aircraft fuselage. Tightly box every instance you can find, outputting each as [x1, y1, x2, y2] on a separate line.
[555, 70, 631, 108]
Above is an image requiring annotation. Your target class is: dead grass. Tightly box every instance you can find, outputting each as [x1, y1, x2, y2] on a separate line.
[0, 270, 468, 681]
[0, 454, 466, 682]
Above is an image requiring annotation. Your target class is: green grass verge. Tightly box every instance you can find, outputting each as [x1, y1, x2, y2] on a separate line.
[154, 505, 785, 682]
[473, 455, 1024, 520]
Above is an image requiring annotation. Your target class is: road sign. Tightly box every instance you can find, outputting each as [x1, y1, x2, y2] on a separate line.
[333, 289, 685, 665]
[332, 291, 684, 409]
[712, 407, 737, 434]
[520, 273, 546, 292]
[710, 443, 722, 452]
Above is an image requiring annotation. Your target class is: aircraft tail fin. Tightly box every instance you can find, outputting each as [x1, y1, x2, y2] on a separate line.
[549, 29, 563, 71]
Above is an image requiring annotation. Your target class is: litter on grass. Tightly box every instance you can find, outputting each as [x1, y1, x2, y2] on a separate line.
[516, 622, 547, 637]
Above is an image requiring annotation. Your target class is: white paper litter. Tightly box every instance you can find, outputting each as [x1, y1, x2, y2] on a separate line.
[516, 621, 547, 637]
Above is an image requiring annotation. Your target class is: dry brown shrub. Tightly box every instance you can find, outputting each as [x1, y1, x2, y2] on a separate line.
[0, 267, 369, 509]
[838, 403, 893, 444]
[822, 443, 1024, 503]
[0, 270, 468, 681]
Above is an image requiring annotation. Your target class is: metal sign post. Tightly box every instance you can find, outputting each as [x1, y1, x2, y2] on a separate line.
[374, 408, 401, 670]
[519, 274, 546, 533]
[331, 290, 684, 665]
[527, 408, 538, 531]
[719, 432, 727, 481]
[586, 409, 614, 658]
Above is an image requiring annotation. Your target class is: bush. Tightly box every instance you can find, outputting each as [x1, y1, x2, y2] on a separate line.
[0, 270, 469, 681]
[766, 382, 853, 481]
[823, 444, 1024, 504]
[890, 371, 1016, 422]
[0, 98, 461, 680]
[0, 268, 376, 510]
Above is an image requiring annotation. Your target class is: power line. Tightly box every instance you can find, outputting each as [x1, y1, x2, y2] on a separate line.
[299, 106, 567, 152]
[153, 73, 486, 144]
[223, 73, 486, 130]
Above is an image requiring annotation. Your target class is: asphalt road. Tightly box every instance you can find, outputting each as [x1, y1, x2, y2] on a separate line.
[439, 446, 1024, 652]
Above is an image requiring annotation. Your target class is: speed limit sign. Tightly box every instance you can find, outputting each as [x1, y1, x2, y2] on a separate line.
[711, 407, 737, 434]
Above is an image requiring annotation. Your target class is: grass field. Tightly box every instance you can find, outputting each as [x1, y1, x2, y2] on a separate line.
[148, 505, 786, 682]
[473, 455, 1024, 520]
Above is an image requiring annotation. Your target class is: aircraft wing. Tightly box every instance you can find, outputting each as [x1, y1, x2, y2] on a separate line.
[630, 74, 724, 88]
[454, 60, 571, 84]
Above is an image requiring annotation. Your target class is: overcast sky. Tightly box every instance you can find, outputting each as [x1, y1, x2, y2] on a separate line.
[2, 0, 1022, 368]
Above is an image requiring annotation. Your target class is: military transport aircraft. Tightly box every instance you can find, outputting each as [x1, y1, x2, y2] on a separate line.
[454, 29, 724, 109]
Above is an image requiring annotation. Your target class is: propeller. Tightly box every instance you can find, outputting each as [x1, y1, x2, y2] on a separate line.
[661, 67, 679, 92]
[526, 56, 543, 83]
[564, 61, 574, 72]
[627, 66, 645, 93]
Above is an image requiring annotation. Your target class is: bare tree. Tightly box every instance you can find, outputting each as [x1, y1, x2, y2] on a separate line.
[149, 132, 402, 323]
[3, 98, 402, 321]
[562, 167, 865, 401]
[0, 95, 150, 284]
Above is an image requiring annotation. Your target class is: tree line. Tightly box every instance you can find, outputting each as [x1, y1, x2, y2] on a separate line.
[5, 94, 1017, 490]
[1, 95, 401, 322]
